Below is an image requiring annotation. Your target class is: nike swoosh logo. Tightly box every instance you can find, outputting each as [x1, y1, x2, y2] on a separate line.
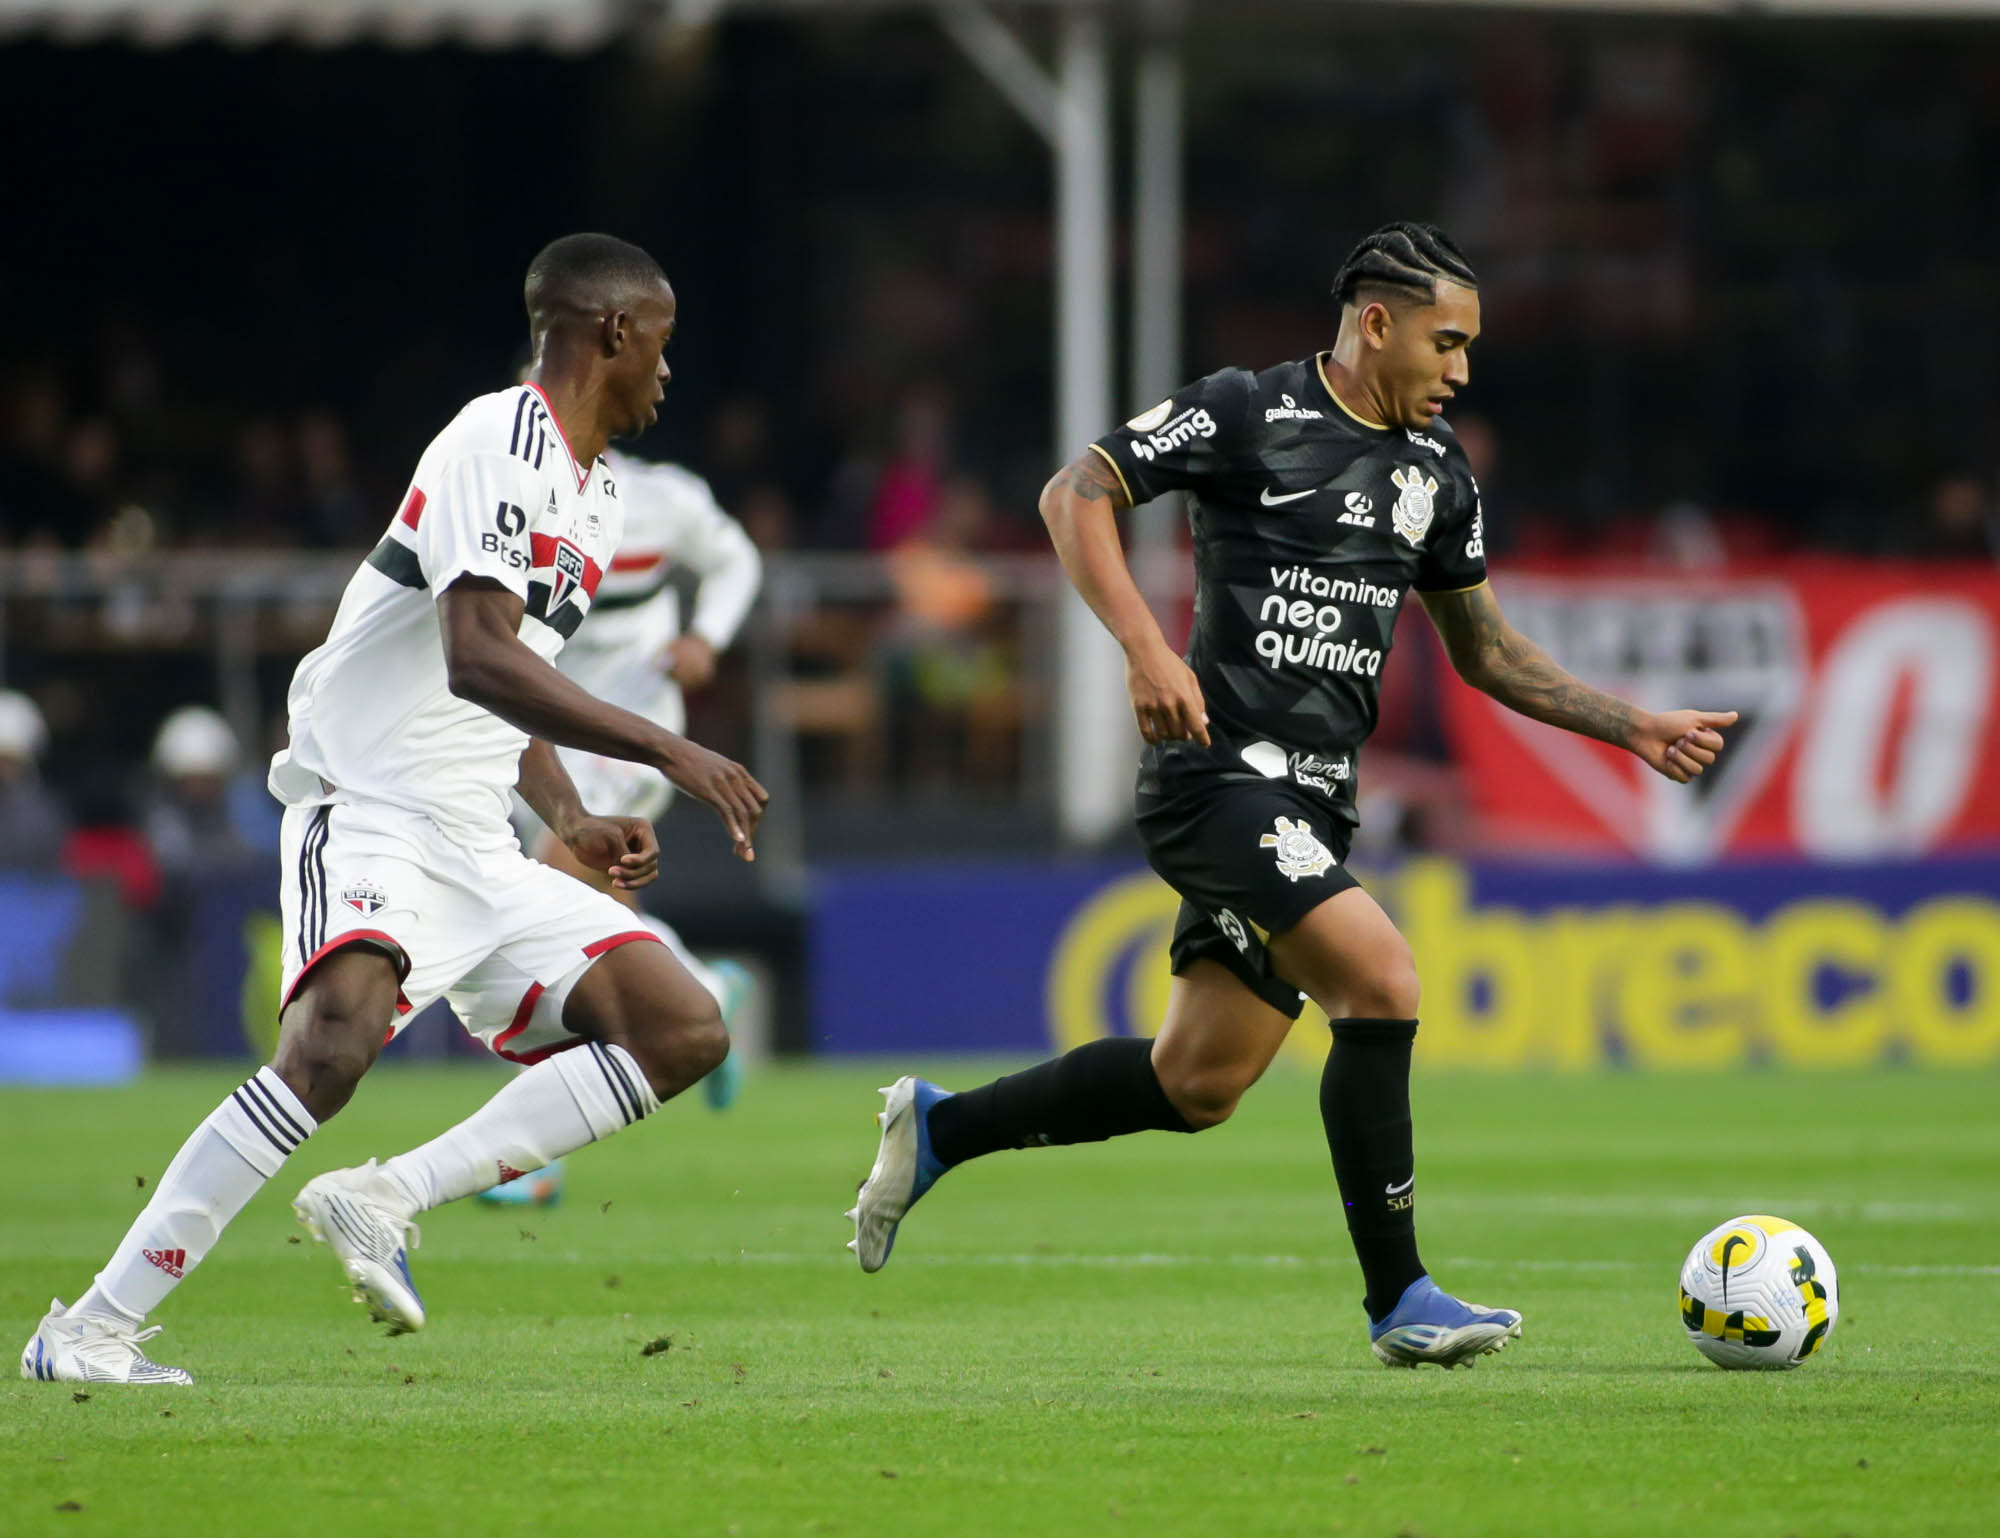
[1385, 1176, 1414, 1195]
[1259, 486, 1317, 506]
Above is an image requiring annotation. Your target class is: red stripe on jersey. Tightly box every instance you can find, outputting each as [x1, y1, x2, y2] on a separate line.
[530, 531, 604, 600]
[525, 382, 590, 492]
[610, 550, 669, 574]
[582, 929, 664, 959]
[398, 487, 427, 530]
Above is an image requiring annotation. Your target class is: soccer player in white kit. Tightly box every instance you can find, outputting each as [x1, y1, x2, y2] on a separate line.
[20, 234, 767, 1386]
[483, 451, 762, 1204]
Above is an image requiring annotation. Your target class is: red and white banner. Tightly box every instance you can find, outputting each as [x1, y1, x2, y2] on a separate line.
[1441, 561, 2000, 862]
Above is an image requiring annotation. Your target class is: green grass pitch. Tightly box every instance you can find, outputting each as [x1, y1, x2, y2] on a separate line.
[4, 1062, 1997, 1537]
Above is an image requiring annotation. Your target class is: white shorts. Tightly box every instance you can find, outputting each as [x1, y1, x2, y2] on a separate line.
[279, 799, 659, 1062]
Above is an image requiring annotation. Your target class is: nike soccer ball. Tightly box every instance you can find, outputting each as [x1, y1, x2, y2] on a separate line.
[1678, 1215, 1838, 1370]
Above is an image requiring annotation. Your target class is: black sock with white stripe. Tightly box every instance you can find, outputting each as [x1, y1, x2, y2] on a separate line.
[73, 1067, 317, 1325]
[379, 1042, 659, 1213]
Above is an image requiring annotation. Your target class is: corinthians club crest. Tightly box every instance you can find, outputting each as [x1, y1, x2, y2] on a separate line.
[1259, 816, 1336, 882]
[1389, 465, 1439, 547]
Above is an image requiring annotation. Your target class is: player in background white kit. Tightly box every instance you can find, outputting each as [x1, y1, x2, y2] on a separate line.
[482, 451, 763, 1205]
[21, 234, 767, 1386]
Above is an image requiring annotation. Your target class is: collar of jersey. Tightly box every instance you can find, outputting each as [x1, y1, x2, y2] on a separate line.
[1314, 353, 1392, 432]
[525, 381, 593, 492]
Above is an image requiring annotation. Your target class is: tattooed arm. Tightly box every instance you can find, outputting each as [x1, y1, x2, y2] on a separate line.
[1039, 450, 1209, 746]
[1419, 581, 1737, 783]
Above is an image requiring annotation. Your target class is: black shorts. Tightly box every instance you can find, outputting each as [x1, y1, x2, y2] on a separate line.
[1135, 776, 1360, 1020]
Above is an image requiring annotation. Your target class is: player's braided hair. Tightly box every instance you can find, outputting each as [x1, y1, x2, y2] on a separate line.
[524, 233, 667, 324]
[1331, 222, 1477, 312]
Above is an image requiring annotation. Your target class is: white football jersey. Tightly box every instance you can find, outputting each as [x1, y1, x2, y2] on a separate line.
[561, 451, 761, 678]
[270, 384, 625, 851]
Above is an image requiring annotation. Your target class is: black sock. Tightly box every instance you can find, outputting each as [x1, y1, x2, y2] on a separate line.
[1321, 1017, 1425, 1322]
[927, 1037, 1194, 1167]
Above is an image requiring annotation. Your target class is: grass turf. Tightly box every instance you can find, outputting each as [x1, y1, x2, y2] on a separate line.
[4, 1062, 1997, 1538]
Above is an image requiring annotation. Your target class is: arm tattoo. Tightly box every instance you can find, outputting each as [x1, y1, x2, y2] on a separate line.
[1045, 449, 1131, 511]
[1422, 584, 1639, 747]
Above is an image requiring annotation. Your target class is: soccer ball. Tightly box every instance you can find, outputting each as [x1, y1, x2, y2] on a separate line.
[1677, 1214, 1838, 1370]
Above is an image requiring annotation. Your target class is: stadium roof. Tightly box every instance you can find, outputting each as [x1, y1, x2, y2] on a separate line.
[4, 0, 1999, 51]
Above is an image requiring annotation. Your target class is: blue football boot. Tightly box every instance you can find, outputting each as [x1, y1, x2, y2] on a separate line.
[1369, 1275, 1523, 1368]
[846, 1076, 952, 1272]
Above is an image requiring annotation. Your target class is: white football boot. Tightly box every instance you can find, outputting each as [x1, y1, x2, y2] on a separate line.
[20, 1299, 193, 1386]
[292, 1159, 426, 1334]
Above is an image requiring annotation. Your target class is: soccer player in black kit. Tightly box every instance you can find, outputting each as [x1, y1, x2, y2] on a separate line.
[848, 223, 1738, 1367]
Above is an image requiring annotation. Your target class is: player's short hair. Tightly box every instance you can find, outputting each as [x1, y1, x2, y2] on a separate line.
[523, 233, 668, 329]
[1331, 222, 1478, 313]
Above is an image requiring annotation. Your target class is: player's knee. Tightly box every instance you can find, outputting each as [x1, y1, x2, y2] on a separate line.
[618, 992, 726, 1100]
[1346, 952, 1420, 1020]
[271, 1014, 379, 1118]
[1154, 1060, 1246, 1132]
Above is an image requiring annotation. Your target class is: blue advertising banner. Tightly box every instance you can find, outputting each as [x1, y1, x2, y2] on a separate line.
[808, 854, 2000, 1069]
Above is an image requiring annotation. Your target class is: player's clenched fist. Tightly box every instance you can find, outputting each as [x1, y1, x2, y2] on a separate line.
[1126, 639, 1210, 747]
[658, 738, 769, 859]
[1630, 709, 1738, 784]
[562, 815, 660, 890]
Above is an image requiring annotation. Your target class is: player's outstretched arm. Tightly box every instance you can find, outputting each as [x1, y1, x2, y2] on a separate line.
[516, 738, 660, 889]
[1419, 581, 1737, 783]
[438, 576, 767, 858]
[1039, 451, 1209, 747]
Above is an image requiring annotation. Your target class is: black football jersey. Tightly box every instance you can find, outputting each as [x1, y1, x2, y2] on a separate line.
[1090, 352, 1486, 824]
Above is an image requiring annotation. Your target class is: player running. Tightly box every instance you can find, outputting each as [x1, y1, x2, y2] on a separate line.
[481, 448, 763, 1207]
[21, 233, 766, 1386]
[849, 222, 1737, 1369]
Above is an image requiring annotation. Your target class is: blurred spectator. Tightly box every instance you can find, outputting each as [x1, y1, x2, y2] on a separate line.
[1915, 474, 1998, 561]
[227, 419, 296, 546]
[0, 690, 68, 871]
[879, 476, 1017, 783]
[867, 385, 952, 552]
[0, 378, 72, 546]
[144, 707, 266, 877]
[297, 411, 368, 549]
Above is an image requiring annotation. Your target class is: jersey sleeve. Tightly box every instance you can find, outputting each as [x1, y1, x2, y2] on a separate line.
[413, 451, 540, 601]
[1412, 444, 1488, 594]
[670, 496, 763, 650]
[1087, 367, 1254, 505]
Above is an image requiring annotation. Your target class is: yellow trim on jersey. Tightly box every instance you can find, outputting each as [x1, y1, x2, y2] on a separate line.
[1315, 352, 1390, 431]
[1413, 577, 1491, 597]
[1085, 442, 1136, 507]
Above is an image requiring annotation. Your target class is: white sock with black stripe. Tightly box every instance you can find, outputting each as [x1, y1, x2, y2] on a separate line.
[380, 1043, 659, 1214]
[73, 1067, 316, 1325]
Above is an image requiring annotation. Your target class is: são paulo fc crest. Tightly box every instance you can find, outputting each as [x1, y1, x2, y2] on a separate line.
[547, 538, 589, 611]
[1389, 465, 1439, 547]
[1259, 816, 1336, 882]
[341, 879, 387, 916]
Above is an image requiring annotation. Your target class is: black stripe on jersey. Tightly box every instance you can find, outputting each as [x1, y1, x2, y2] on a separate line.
[243, 1072, 309, 1144]
[589, 1043, 643, 1125]
[366, 536, 428, 590]
[587, 578, 672, 614]
[524, 581, 585, 640]
[231, 1087, 295, 1156]
[509, 390, 531, 457]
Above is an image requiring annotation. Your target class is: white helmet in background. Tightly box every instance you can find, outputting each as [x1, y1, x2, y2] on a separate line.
[0, 690, 47, 761]
[153, 705, 240, 778]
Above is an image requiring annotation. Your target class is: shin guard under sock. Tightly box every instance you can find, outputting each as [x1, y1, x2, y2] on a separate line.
[926, 1037, 1193, 1168]
[1321, 1018, 1425, 1321]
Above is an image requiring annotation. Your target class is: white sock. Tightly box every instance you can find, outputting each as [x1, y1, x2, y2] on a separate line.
[380, 1042, 659, 1213]
[74, 1067, 315, 1324]
[640, 913, 725, 1010]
